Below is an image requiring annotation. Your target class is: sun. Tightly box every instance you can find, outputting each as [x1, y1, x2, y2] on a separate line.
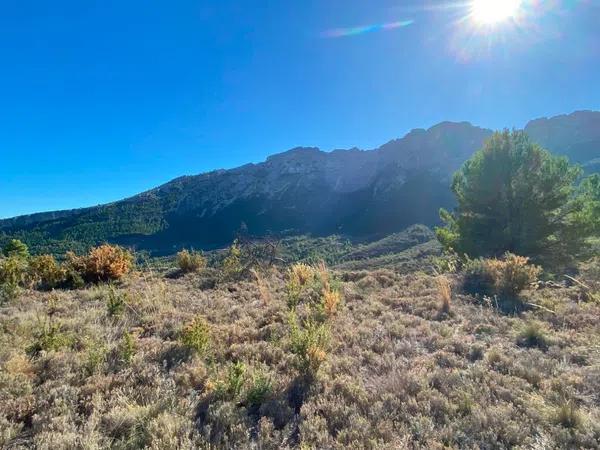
[471, 0, 522, 25]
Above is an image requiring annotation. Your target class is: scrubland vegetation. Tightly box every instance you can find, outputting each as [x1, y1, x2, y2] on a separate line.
[1, 131, 599, 448]
[1, 235, 599, 448]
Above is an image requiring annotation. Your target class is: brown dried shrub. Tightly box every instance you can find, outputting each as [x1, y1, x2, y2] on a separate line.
[67, 244, 133, 283]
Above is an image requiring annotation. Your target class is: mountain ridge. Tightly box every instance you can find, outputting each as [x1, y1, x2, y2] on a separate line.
[2, 111, 598, 255]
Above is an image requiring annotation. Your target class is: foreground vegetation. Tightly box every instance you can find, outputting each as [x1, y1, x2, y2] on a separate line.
[1, 239, 599, 448]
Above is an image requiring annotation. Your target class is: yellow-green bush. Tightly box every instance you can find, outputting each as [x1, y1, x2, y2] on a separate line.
[176, 249, 207, 273]
[221, 241, 243, 281]
[0, 256, 27, 287]
[463, 252, 541, 299]
[180, 316, 211, 354]
[28, 255, 66, 290]
[289, 313, 329, 377]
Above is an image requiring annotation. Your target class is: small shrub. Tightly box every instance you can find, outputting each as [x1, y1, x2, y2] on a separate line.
[286, 262, 341, 315]
[225, 362, 246, 398]
[106, 286, 128, 318]
[321, 288, 341, 318]
[67, 244, 133, 283]
[289, 314, 329, 377]
[177, 249, 207, 273]
[517, 321, 550, 349]
[494, 253, 542, 297]
[433, 250, 465, 274]
[28, 255, 66, 290]
[26, 321, 73, 356]
[554, 400, 582, 429]
[180, 316, 211, 355]
[246, 371, 273, 409]
[221, 241, 243, 281]
[290, 263, 316, 287]
[0, 256, 28, 287]
[463, 259, 497, 297]
[2, 239, 29, 258]
[0, 282, 20, 304]
[85, 339, 107, 375]
[463, 252, 541, 300]
[118, 332, 136, 365]
[316, 262, 342, 318]
[61, 265, 85, 290]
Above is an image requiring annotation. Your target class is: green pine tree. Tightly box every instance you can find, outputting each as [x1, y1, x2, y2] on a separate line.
[437, 130, 597, 266]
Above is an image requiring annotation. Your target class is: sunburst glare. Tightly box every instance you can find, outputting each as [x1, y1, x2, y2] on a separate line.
[471, 0, 523, 25]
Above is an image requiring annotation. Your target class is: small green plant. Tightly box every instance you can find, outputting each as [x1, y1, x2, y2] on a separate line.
[226, 362, 246, 397]
[118, 332, 136, 365]
[288, 313, 329, 377]
[106, 286, 127, 317]
[212, 362, 248, 401]
[0, 282, 20, 304]
[176, 249, 207, 273]
[433, 250, 466, 274]
[221, 240, 243, 281]
[27, 321, 73, 356]
[85, 339, 107, 375]
[245, 371, 273, 409]
[179, 316, 211, 354]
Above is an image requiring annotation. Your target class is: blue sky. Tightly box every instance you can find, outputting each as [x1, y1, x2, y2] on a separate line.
[1, 0, 599, 218]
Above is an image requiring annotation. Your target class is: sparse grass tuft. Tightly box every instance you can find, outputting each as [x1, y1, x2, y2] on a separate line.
[554, 401, 583, 429]
[517, 321, 550, 349]
[436, 275, 452, 314]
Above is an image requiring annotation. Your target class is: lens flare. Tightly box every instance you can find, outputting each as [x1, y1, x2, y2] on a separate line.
[321, 20, 414, 38]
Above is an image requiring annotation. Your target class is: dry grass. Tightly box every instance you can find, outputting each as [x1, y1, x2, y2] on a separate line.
[436, 275, 452, 314]
[1, 260, 599, 449]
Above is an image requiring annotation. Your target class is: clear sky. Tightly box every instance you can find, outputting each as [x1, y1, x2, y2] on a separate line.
[1, 0, 599, 218]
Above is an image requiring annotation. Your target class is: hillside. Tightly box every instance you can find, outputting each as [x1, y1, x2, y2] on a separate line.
[1, 111, 598, 256]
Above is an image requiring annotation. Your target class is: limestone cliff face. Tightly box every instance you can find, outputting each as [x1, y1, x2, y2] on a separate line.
[525, 110, 600, 174]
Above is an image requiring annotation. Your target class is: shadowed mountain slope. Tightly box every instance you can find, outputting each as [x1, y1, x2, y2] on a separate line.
[1, 111, 598, 255]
